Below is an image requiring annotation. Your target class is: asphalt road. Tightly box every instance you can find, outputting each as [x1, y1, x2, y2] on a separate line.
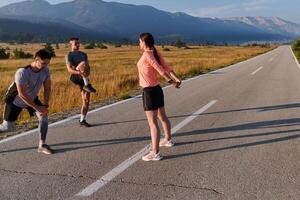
[0, 46, 299, 200]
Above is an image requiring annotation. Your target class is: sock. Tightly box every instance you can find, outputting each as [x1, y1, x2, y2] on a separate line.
[83, 77, 89, 86]
[39, 142, 44, 148]
[80, 115, 86, 122]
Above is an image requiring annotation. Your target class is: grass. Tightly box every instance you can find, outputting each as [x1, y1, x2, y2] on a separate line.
[0, 43, 274, 124]
[292, 38, 300, 63]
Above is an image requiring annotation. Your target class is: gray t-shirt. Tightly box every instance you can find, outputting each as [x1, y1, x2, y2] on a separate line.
[65, 51, 88, 69]
[13, 65, 51, 108]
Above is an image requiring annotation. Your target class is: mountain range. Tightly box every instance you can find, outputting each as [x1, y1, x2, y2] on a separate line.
[0, 0, 298, 43]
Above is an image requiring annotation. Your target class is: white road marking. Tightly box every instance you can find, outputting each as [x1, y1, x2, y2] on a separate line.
[0, 97, 136, 145]
[290, 46, 300, 69]
[75, 100, 218, 197]
[251, 66, 263, 75]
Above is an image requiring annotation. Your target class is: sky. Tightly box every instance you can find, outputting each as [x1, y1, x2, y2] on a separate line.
[0, 0, 299, 24]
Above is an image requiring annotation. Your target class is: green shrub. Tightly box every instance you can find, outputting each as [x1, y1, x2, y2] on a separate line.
[292, 38, 300, 61]
[97, 43, 108, 49]
[84, 42, 95, 49]
[13, 48, 33, 59]
[0, 48, 10, 59]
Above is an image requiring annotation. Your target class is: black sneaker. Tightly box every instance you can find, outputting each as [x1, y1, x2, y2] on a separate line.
[80, 120, 91, 127]
[38, 144, 54, 155]
[83, 84, 96, 93]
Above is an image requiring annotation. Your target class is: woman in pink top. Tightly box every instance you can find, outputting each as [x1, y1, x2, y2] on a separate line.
[138, 32, 181, 161]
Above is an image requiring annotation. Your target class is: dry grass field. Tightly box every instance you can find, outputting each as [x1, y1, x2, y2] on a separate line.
[0, 43, 273, 124]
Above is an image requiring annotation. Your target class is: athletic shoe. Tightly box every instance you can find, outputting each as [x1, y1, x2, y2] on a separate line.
[83, 84, 96, 93]
[142, 151, 163, 161]
[80, 120, 91, 127]
[0, 124, 7, 132]
[0, 121, 14, 132]
[38, 144, 54, 155]
[159, 139, 175, 147]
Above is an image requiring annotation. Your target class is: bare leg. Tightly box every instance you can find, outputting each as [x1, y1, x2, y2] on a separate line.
[145, 110, 160, 154]
[76, 61, 90, 78]
[157, 106, 171, 141]
[81, 90, 90, 117]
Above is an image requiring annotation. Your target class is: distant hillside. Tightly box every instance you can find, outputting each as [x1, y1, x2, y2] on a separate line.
[227, 17, 300, 38]
[0, 0, 295, 43]
[0, 18, 117, 42]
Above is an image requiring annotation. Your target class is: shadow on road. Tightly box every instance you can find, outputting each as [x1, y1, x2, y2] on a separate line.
[1, 117, 300, 154]
[164, 133, 300, 160]
[203, 103, 300, 115]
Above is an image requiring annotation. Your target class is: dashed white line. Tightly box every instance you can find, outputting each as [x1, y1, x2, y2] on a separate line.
[251, 66, 263, 75]
[74, 100, 218, 197]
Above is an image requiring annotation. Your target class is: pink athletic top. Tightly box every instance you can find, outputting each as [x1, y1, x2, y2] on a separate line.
[137, 50, 172, 88]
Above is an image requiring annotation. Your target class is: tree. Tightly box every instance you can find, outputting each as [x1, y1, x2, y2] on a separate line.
[174, 39, 186, 48]
[43, 43, 56, 57]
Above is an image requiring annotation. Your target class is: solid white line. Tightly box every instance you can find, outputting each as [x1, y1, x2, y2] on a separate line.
[289, 46, 300, 69]
[251, 66, 263, 75]
[0, 97, 137, 145]
[75, 100, 218, 197]
[0, 46, 279, 145]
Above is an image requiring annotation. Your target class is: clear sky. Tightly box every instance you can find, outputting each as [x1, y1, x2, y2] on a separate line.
[0, 0, 299, 24]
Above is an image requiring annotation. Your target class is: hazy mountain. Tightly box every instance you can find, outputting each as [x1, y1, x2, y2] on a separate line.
[0, 0, 294, 43]
[227, 16, 300, 38]
[0, 18, 116, 42]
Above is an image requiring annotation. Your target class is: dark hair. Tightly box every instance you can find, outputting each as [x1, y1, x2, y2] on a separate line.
[69, 37, 79, 42]
[140, 32, 160, 64]
[35, 49, 51, 60]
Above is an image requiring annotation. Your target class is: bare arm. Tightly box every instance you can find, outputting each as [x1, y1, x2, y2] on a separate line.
[43, 79, 51, 106]
[16, 83, 48, 115]
[66, 63, 81, 75]
[169, 71, 180, 82]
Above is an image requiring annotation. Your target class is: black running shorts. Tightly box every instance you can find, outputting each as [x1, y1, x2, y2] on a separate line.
[4, 97, 43, 121]
[142, 85, 164, 111]
[70, 74, 84, 91]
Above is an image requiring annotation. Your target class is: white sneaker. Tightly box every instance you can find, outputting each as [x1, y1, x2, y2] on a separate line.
[142, 151, 163, 161]
[159, 139, 175, 147]
[0, 124, 6, 132]
[0, 121, 13, 132]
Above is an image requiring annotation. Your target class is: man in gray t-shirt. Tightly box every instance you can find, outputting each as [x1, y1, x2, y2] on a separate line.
[0, 49, 54, 154]
[66, 37, 96, 127]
